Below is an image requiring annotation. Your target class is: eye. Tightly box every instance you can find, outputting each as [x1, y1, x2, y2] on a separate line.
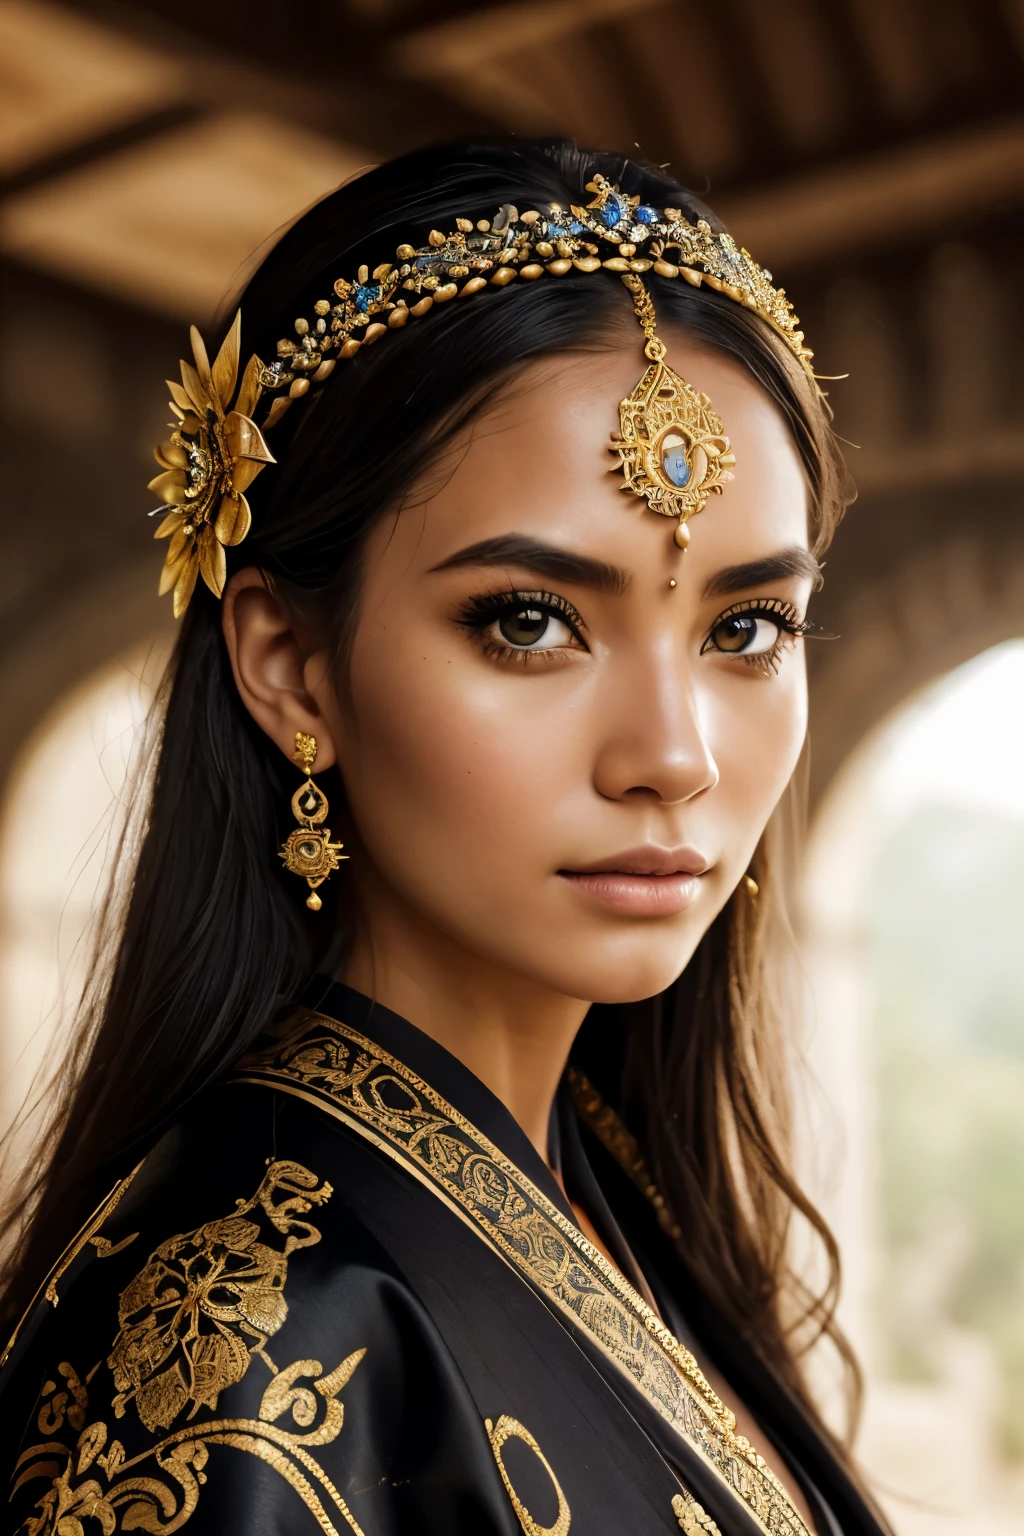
[494, 605, 575, 650]
[700, 598, 808, 672]
[708, 612, 782, 656]
[457, 588, 586, 661]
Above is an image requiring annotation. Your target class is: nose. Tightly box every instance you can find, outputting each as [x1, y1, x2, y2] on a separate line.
[592, 636, 719, 805]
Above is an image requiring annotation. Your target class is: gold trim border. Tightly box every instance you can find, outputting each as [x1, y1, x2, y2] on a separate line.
[232, 1009, 810, 1536]
[0, 1161, 144, 1372]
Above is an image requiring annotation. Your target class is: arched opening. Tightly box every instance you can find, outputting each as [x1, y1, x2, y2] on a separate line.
[0, 640, 169, 1151]
[802, 639, 1024, 1531]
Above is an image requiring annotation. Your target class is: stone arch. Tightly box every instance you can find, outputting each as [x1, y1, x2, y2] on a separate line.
[0, 558, 172, 803]
[808, 531, 1024, 806]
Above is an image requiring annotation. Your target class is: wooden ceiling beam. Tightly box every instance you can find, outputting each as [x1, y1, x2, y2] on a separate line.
[389, 0, 667, 76]
[717, 115, 1024, 272]
[387, 0, 668, 129]
[66, 0, 504, 152]
[0, 102, 205, 201]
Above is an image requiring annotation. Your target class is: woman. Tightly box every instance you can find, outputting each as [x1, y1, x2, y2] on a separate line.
[0, 139, 889, 1536]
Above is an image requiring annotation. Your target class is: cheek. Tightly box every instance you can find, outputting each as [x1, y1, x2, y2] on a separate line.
[701, 658, 808, 820]
[338, 622, 578, 876]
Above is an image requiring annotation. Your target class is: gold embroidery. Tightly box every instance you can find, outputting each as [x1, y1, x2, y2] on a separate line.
[673, 1490, 723, 1534]
[108, 1159, 330, 1432]
[13, 1162, 368, 1536]
[43, 1162, 144, 1306]
[35, 1363, 88, 1437]
[2, 1161, 143, 1375]
[568, 1068, 682, 1242]
[89, 1233, 140, 1261]
[234, 1012, 811, 1536]
[573, 1077, 795, 1536]
[485, 1415, 570, 1536]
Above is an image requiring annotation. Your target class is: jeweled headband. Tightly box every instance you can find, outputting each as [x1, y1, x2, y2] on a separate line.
[149, 174, 815, 615]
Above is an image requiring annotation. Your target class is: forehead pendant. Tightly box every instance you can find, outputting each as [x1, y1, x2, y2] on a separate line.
[610, 274, 735, 549]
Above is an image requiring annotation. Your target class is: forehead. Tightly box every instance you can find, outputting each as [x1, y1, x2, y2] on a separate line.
[369, 336, 809, 578]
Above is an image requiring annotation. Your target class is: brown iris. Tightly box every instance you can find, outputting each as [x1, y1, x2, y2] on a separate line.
[499, 607, 549, 646]
[712, 614, 759, 652]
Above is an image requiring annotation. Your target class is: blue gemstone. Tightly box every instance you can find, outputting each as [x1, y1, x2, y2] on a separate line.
[600, 199, 622, 227]
[353, 283, 378, 312]
[636, 205, 658, 223]
[662, 439, 690, 487]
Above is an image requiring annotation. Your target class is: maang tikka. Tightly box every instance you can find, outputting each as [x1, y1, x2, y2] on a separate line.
[610, 273, 736, 549]
[278, 731, 347, 910]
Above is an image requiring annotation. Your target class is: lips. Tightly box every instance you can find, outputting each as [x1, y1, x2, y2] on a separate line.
[557, 846, 709, 917]
[561, 846, 709, 878]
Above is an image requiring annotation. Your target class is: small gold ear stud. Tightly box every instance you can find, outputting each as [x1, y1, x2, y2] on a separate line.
[742, 874, 759, 899]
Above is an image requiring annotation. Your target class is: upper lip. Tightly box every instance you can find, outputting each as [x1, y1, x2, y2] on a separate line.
[561, 846, 709, 877]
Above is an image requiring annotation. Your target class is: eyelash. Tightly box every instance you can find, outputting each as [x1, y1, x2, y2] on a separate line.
[456, 589, 810, 675]
[456, 588, 587, 665]
[701, 598, 810, 677]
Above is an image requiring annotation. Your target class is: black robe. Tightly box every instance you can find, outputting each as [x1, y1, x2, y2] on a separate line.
[0, 982, 887, 1536]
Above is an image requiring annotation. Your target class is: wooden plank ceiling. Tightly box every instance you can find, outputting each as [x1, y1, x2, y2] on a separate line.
[0, 0, 1022, 318]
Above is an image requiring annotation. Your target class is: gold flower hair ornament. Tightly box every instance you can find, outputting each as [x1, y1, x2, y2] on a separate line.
[149, 312, 275, 617]
[150, 174, 816, 607]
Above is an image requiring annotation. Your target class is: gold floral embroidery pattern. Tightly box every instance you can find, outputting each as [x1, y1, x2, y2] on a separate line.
[485, 1415, 571, 1536]
[108, 1159, 329, 1431]
[34, 1362, 90, 1438]
[12, 1162, 369, 1536]
[234, 1013, 810, 1536]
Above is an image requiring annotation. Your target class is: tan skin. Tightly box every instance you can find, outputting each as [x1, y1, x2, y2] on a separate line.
[223, 334, 819, 1528]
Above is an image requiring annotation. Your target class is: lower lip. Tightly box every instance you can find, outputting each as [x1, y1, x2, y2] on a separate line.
[558, 871, 702, 916]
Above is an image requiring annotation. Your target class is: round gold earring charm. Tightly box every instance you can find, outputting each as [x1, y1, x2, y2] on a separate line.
[742, 873, 759, 900]
[278, 730, 347, 910]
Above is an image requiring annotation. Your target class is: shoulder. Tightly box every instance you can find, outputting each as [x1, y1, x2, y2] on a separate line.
[2, 1082, 519, 1536]
[2, 1079, 431, 1387]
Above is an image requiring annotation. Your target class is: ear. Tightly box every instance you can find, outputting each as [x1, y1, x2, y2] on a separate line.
[221, 568, 338, 770]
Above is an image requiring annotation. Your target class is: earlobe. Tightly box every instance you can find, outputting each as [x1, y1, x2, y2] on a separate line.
[221, 567, 338, 769]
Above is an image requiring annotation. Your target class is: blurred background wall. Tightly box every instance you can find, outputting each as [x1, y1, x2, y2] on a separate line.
[0, 0, 1022, 1528]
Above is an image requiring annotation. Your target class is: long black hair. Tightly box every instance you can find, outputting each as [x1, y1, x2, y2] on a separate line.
[1, 137, 854, 1440]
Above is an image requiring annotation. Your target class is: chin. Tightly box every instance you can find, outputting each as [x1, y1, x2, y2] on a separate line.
[524, 927, 706, 1007]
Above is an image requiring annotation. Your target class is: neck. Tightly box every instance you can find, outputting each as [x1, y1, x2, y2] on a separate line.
[340, 888, 588, 1163]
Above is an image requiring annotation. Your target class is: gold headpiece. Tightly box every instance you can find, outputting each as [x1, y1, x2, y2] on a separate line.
[150, 313, 275, 617]
[150, 175, 812, 609]
[611, 273, 735, 548]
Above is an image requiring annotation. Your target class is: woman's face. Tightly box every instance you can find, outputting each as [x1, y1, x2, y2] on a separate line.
[319, 337, 814, 1005]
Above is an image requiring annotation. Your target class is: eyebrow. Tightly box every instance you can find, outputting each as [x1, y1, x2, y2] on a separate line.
[702, 547, 822, 598]
[429, 535, 631, 595]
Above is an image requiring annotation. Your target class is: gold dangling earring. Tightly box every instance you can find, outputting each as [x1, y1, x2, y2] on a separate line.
[742, 873, 759, 899]
[278, 730, 347, 911]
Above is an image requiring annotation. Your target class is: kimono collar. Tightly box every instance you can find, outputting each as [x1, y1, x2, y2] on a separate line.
[233, 981, 815, 1536]
[301, 978, 576, 1224]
